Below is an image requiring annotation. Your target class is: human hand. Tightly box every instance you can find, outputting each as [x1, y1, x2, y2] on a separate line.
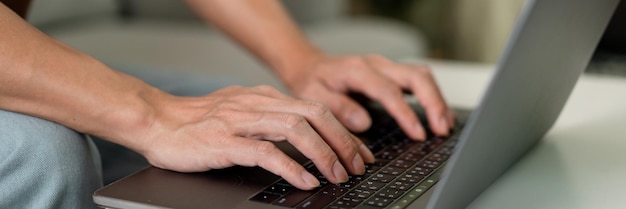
[280, 54, 455, 140]
[133, 85, 375, 190]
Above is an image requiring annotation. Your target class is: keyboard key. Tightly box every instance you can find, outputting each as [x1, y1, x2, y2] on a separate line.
[376, 150, 401, 160]
[321, 185, 350, 197]
[337, 178, 361, 189]
[350, 175, 368, 183]
[390, 159, 413, 168]
[390, 141, 415, 153]
[358, 181, 386, 191]
[380, 166, 404, 175]
[369, 173, 396, 183]
[365, 196, 394, 208]
[387, 168, 444, 208]
[364, 165, 382, 175]
[376, 188, 405, 199]
[424, 160, 441, 167]
[428, 154, 447, 162]
[368, 143, 386, 154]
[429, 137, 446, 146]
[346, 189, 374, 200]
[386, 180, 414, 191]
[408, 169, 431, 176]
[397, 174, 424, 184]
[408, 147, 429, 156]
[372, 159, 391, 167]
[418, 161, 438, 169]
[400, 153, 424, 162]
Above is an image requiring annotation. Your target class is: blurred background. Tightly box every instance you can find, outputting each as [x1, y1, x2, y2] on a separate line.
[27, 0, 626, 86]
[24, 0, 625, 183]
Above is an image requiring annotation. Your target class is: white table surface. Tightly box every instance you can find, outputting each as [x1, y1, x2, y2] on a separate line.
[406, 59, 626, 209]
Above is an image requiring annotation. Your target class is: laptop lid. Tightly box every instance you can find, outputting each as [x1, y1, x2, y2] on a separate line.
[426, 0, 618, 209]
[93, 0, 619, 208]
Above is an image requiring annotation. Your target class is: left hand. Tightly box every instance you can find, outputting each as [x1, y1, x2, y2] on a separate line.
[280, 54, 455, 140]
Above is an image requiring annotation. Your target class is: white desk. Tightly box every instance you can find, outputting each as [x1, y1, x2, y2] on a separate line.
[414, 59, 626, 209]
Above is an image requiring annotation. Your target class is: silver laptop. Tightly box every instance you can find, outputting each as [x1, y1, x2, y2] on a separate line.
[93, 0, 619, 208]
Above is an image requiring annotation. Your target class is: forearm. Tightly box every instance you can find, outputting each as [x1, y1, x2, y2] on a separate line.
[0, 4, 162, 150]
[184, 0, 322, 83]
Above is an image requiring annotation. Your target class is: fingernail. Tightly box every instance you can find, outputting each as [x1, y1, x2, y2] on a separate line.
[333, 160, 348, 182]
[360, 144, 375, 163]
[352, 154, 365, 175]
[301, 171, 320, 188]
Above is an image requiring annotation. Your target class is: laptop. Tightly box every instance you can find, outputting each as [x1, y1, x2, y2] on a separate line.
[93, 0, 619, 208]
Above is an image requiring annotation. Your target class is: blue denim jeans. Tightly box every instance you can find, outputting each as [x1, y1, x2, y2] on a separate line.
[0, 65, 244, 208]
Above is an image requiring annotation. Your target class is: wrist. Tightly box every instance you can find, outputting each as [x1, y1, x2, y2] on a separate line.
[92, 78, 168, 154]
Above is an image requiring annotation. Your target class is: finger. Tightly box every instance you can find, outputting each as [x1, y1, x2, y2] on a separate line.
[298, 83, 372, 132]
[232, 86, 375, 172]
[251, 85, 376, 132]
[287, 101, 376, 168]
[340, 62, 426, 140]
[226, 137, 320, 190]
[230, 111, 351, 183]
[397, 65, 451, 135]
[251, 100, 375, 174]
[366, 55, 452, 136]
[312, 99, 377, 163]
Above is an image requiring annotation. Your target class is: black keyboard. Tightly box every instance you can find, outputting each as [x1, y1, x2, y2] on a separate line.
[250, 113, 460, 209]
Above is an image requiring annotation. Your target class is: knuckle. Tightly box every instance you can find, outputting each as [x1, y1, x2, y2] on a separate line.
[254, 141, 278, 156]
[335, 133, 358, 156]
[339, 132, 356, 147]
[304, 101, 331, 117]
[281, 113, 306, 129]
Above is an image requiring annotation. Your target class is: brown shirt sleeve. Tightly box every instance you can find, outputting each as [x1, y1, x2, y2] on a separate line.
[1, 0, 32, 19]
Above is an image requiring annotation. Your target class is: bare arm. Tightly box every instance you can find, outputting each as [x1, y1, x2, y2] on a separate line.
[0, 3, 158, 150]
[0, 3, 370, 190]
[184, 0, 455, 139]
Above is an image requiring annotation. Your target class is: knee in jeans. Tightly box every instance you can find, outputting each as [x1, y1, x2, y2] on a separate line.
[0, 110, 102, 208]
[0, 115, 93, 173]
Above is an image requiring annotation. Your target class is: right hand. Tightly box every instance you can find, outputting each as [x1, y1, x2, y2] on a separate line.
[133, 85, 375, 190]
